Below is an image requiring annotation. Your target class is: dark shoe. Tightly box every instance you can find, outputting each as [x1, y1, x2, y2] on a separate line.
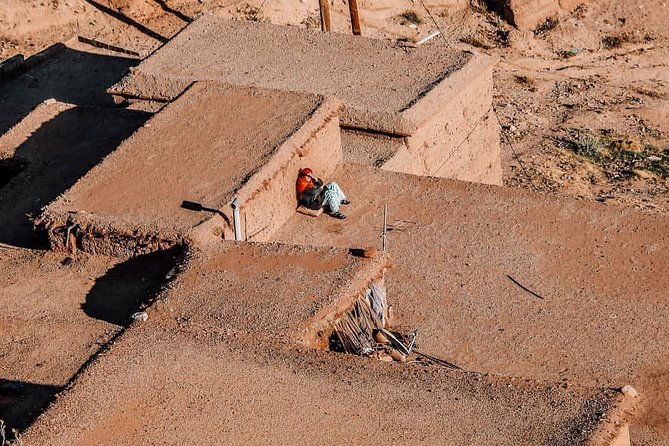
[331, 212, 347, 219]
[341, 199, 351, 205]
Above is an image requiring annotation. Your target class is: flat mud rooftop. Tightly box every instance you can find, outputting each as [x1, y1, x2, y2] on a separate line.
[0, 247, 179, 432]
[111, 14, 476, 135]
[21, 242, 631, 446]
[40, 82, 342, 255]
[109, 15, 502, 184]
[272, 164, 669, 443]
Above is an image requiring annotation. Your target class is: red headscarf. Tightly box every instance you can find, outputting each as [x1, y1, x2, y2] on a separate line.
[296, 168, 314, 196]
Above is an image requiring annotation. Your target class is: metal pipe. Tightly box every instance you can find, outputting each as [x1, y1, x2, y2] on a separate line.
[382, 204, 388, 252]
[416, 30, 441, 46]
[231, 197, 242, 241]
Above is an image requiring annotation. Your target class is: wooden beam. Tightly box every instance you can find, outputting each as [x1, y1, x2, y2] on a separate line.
[348, 0, 361, 35]
[318, 0, 331, 32]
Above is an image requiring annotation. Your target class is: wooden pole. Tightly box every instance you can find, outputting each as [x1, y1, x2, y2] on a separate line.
[348, 0, 361, 35]
[318, 0, 331, 32]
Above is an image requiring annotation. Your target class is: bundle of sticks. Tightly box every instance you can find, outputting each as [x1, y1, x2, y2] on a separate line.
[332, 283, 460, 369]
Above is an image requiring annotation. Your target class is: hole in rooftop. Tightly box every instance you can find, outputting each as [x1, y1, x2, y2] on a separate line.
[0, 158, 27, 190]
[321, 277, 460, 369]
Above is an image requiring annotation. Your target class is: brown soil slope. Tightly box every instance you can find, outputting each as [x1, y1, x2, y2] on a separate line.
[272, 165, 669, 444]
[21, 242, 628, 446]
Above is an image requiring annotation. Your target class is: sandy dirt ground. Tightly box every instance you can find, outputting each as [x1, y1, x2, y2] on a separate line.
[1, 1, 667, 445]
[0, 247, 180, 433]
[20, 242, 627, 446]
[272, 164, 669, 445]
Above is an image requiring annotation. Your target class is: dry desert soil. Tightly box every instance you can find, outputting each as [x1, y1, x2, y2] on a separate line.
[1, 0, 667, 445]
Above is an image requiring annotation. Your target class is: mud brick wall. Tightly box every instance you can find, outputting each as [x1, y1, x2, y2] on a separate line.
[383, 53, 502, 185]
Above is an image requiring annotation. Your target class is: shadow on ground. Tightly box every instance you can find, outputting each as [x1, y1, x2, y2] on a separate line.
[0, 47, 140, 134]
[0, 106, 150, 248]
[81, 246, 182, 326]
[0, 379, 60, 436]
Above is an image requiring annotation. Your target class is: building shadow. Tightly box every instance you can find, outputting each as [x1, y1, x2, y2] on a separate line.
[152, 0, 193, 23]
[0, 106, 150, 248]
[0, 379, 60, 437]
[81, 246, 182, 326]
[0, 47, 140, 135]
[82, 0, 169, 43]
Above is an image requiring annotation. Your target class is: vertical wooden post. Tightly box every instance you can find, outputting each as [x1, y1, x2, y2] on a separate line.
[318, 0, 331, 32]
[348, 0, 361, 35]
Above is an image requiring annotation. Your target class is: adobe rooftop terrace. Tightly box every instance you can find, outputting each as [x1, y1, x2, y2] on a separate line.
[111, 14, 502, 183]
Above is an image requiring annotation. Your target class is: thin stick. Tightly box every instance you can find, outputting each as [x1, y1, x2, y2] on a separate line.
[318, 0, 331, 32]
[413, 349, 462, 370]
[506, 275, 544, 300]
[382, 204, 388, 252]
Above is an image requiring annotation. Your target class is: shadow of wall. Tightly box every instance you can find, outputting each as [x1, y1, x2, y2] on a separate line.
[0, 379, 60, 437]
[0, 47, 140, 135]
[81, 245, 182, 326]
[0, 106, 150, 248]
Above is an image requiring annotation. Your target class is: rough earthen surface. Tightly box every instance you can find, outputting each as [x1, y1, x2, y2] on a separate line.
[272, 164, 668, 444]
[0, 247, 179, 432]
[111, 15, 471, 132]
[489, 0, 585, 30]
[39, 82, 331, 255]
[20, 242, 627, 446]
[110, 16, 502, 186]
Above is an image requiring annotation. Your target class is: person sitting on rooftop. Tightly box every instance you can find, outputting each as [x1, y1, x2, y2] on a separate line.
[296, 168, 349, 219]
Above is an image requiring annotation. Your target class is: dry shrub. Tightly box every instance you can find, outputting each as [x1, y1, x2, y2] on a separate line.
[559, 128, 669, 180]
[534, 16, 559, 36]
[601, 33, 633, 49]
[400, 10, 423, 25]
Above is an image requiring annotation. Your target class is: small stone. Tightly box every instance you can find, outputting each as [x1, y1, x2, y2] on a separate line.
[44, 98, 57, 105]
[131, 311, 148, 322]
[363, 246, 378, 258]
[621, 385, 638, 397]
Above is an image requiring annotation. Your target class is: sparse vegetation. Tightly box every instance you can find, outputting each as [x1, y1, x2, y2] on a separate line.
[534, 16, 559, 36]
[513, 74, 537, 91]
[0, 419, 23, 446]
[460, 26, 510, 50]
[601, 35, 622, 49]
[301, 11, 320, 30]
[400, 11, 423, 25]
[237, 4, 264, 22]
[559, 128, 669, 180]
[460, 33, 494, 49]
[469, 0, 490, 14]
